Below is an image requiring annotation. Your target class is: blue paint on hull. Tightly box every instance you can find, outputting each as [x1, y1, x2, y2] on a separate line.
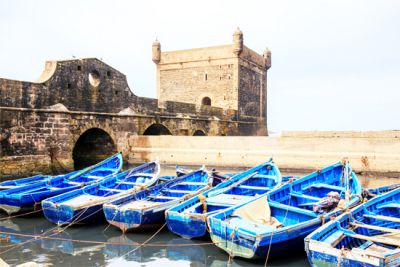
[104, 206, 166, 231]
[306, 249, 377, 267]
[43, 202, 105, 225]
[166, 215, 207, 239]
[105, 169, 211, 232]
[0, 153, 123, 215]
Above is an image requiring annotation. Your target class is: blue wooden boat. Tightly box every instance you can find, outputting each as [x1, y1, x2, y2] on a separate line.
[0, 153, 123, 215]
[165, 159, 282, 239]
[0, 174, 52, 191]
[305, 188, 400, 267]
[207, 161, 363, 259]
[42, 161, 160, 225]
[176, 165, 234, 186]
[103, 168, 210, 232]
[367, 183, 400, 198]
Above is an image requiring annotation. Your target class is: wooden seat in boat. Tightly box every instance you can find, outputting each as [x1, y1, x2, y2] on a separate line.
[309, 183, 344, 192]
[104, 188, 125, 193]
[377, 203, 400, 209]
[86, 175, 103, 179]
[207, 194, 254, 205]
[236, 185, 269, 191]
[178, 182, 207, 186]
[149, 195, 179, 200]
[363, 214, 400, 223]
[164, 189, 193, 194]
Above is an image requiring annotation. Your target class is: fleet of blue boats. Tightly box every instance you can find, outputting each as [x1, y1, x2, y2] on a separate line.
[0, 153, 398, 266]
[166, 159, 282, 239]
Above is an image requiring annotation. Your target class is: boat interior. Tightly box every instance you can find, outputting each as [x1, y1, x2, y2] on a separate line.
[315, 190, 400, 256]
[175, 169, 280, 216]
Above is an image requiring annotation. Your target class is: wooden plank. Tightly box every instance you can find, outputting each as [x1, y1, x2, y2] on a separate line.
[323, 230, 345, 246]
[349, 233, 400, 247]
[351, 222, 400, 235]
[363, 214, 400, 223]
[377, 203, 400, 209]
[237, 185, 269, 191]
[165, 189, 193, 194]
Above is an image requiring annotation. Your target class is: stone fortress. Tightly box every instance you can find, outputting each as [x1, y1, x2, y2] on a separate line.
[0, 29, 272, 177]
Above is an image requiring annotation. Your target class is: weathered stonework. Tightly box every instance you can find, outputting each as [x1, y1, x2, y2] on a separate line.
[154, 28, 270, 127]
[0, 30, 270, 178]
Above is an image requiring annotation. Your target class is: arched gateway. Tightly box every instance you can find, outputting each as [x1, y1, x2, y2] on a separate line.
[72, 128, 117, 170]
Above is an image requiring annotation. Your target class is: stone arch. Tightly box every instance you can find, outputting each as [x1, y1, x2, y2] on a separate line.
[193, 129, 206, 136]
[142, 123, 172, 135]
[72, 128, 117, 170]
[201, 97, 211, 106]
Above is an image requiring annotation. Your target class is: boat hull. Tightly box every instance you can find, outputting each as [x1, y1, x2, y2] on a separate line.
[104, 205, 166, 232]
[166, 212, 207, 239]
[42, 202, 105, 225]
[306, 246, 381, 267]
[210, 232, 307, 259]
[305, 188, 400, 267]
[0, 187, 78, 215]
[0, 153, 123, 215]
[208, 215, 321, 259]
[42, 160, 160, 226]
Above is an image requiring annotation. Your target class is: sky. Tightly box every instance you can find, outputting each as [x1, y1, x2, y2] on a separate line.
[0, 0, 399, 131]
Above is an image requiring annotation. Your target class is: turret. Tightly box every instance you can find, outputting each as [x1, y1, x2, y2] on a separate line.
[263, 48, 271, 70]
[152, 39, 161, 64]
[233, 27, 243, 56]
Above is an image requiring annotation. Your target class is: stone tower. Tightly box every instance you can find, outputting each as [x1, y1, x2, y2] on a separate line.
[153, 29, 271, 129]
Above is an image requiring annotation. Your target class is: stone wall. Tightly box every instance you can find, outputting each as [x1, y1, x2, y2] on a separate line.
[127, 131, 400, 177]
[158, 60, 236, 110]
[238, 46, 268, 118]
[154, 35, 269, 135]
[0, 58, 138, 113]
[0, 155, 51, 180]
[0, 105, 259, 178]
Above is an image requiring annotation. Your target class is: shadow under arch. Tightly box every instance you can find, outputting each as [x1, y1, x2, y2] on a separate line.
[142, 124, 172, 135]
[193, 130, 206, 136]
[72, 128, 117, 170]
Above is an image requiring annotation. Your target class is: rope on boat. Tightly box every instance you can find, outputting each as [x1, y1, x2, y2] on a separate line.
[264, 195, 292, 267]
[0, 230, 226, 248]
[198, 194, 207, 214]
[0, 199, 105, 255]
[0, 219, 64, 255]
[116, 223, 166, 261]
[0, 170, 157, 252]
[0, 209, 43, 221]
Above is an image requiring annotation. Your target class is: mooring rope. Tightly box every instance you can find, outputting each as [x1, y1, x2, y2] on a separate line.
[117, 223, 166, 260]
[0, 230, 223, 248]
[264, 194, 292, 267]
[0, 209, 43, 221]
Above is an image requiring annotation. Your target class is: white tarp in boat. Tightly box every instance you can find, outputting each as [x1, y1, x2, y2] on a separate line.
[232, 195, 282, 228]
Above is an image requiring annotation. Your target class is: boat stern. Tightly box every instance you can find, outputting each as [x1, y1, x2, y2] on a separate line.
[207, 217, 257, 259]
[166, 211, 208, 239]
[104, 204, 142, 232]
[42, 201, 75, 225]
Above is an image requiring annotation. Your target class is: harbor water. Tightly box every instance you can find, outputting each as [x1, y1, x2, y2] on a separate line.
[0, 215, 309, 266]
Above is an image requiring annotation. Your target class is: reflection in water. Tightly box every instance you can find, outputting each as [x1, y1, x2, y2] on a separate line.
[0, 213, 309, 266]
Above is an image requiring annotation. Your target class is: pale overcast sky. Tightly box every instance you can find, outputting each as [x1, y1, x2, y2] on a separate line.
[1, 0, 399, 131]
